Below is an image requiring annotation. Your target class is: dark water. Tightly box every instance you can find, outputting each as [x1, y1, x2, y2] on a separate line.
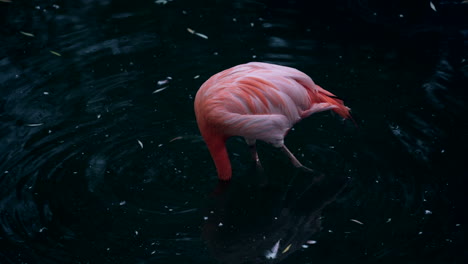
[1, 0, 466, 263]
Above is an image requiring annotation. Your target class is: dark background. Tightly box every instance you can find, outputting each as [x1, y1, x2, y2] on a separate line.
[0, 0, 466, 263]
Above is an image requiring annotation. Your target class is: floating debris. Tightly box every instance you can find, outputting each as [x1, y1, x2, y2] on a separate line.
[282, 244, 292, 254]
[43, 92, 49, 95]
[152, 87, 168, 94]
[218, 222, 223, 227]
[187, 28, 208, 39]
[306, 240, 317, 245]
[157, 79, 169, 86]
[265, 240, 280, 259]
[137, 140, 144, 149]
[301, 244, 309, 249]
[20, 31, 35, 37]
[169, 136, 183, 142]
[119, 201, 126, 206]
[193, 75, 200, 79]
[39, 227, 48, 233]
[50, 50, 62, 56]
[203, 216, 208, 220]
[350, 219, 364, 225]
[386, 218, 392, 223]
[25, 123, 44, 127]
[425, 210, 432, 215]
[195, 32, 208, 39]
[155, 0, 172, 4]
[135, 230, 139, 235]
[430, 1, 437, 12]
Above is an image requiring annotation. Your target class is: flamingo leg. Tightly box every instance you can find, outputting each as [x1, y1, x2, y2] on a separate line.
[245, 138, 263, 168]
[281, 145, 314, 173]
[247, 140, 267, 185]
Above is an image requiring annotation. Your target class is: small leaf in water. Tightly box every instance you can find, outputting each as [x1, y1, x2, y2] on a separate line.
[157, 79, 169, 85]
[195, 32, 208, 39]
[350, 219, 364, 225]
[282, 244, 292, 254]
[430, 1, 437, 12]
[187, 28, 208, 39]
[169, 136, 183, 142]
[25, 123, 44, 127]
[137, 140, 144, 149]
[20, 31, 35, 37]
[265, 240, 280, 259]
[155, 0, 171, 4]
[50, 50, 62, 56]
[152, 87, 167, 94]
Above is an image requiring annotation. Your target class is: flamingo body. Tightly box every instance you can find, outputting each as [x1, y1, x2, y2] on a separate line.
[194, 62, 351, 180]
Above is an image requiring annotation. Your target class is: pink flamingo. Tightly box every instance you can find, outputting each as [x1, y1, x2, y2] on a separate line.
[194, 62, 351, 181]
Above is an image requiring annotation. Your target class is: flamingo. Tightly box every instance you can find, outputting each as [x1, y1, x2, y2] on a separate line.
[194, 62, 351, 181]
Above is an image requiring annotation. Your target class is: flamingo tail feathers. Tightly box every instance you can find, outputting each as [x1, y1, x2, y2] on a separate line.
[313, 85, 351, 119]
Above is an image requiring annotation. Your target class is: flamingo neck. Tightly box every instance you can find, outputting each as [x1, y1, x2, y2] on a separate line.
[205, 134, 232, 181]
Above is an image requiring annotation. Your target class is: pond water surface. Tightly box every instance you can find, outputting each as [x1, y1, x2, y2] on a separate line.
[0, 0, 466, 263]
